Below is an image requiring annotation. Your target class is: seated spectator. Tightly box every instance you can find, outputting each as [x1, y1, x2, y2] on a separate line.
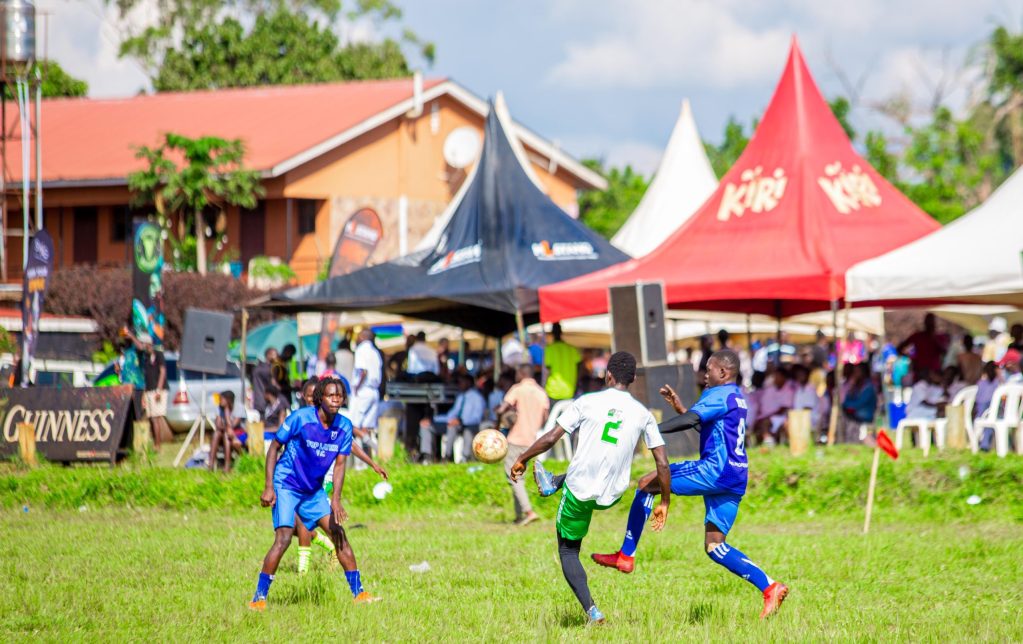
[486, 371, 514, 426]
[816, 371, 835, 441]
[841, 363, 876, 443]
[904, 368, 945, 421]
[262, 384, 290, 433]
[754, 368, 794, 445]
[957, 335, 983, 384]
[209, 390, 245, 472]
[999, 348, 1022, 383]
[942, 365, 965, 400]
[744, 371, 765, 434]
[974, 362, 999, 419]
[792, 365, 821, 428]
[421, 373, 485, 463]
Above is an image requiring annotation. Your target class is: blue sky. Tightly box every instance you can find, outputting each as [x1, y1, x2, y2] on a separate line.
[44, 0, 1023, 174]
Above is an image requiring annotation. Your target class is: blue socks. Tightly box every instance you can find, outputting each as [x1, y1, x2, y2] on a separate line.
[707, 542, 772, 592]
[253, 572, 274, 601]
[345, 569, 363, 597]
[621, 490, 654, 557]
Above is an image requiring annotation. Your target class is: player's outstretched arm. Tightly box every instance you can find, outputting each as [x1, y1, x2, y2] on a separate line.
[659, 385, 687, 415]
[510, 425, 566, 481]
[330, 455, 349, 523]
[261, 441, 281, 507]
[351, 441, 388, 480]
[649, 445, 671, 532]
[659, 411, 701, 434]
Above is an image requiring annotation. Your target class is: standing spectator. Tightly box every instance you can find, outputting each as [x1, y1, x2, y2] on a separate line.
[957, 336, 983, 385]
[209, 390, 245, 473]
[421, 373, 485, 462]
[897, 313, 947, 376]
[252, 348, 277, 418]
[838, 331, 865, 365]
[273, 345, 295, 405]
[487, 371, 514, 425]
[716, 328, 732, 351]
[1009, 324, 1023, 352]
[334, 334, 355, 382]
[406, 331, 440, 379]
[351, 329, 383, 458]
[751, 339, 769, 378]
[528, 333, 545, 367]
[495, 364, 549, 525]
[810, 330, 830, 369]
[981, 317, 1010, 363]
[262, 384, 290, 433]
[544, 323, 581, 403]
[138, 333, 171, 449]
[766, 332, 796, 367]
[317, 354, 350, 394]
[696, 334, 714, 376]
[436, 337, 453, 381]
[841, 364, 876, 443]
[502, 334, 526, 367]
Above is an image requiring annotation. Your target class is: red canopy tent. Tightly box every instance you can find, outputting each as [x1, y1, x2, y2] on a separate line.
[539, 38, 940, 322]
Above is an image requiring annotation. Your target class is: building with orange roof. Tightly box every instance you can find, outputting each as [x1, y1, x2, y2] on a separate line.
[0, 76, 605, 284]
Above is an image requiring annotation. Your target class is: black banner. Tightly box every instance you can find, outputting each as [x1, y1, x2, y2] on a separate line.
[131, 220, 165, 346]
[0, 385, 134, 463]
[20, 229, 53, 383]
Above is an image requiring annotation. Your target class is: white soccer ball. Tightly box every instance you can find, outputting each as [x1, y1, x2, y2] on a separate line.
[472, 429, 508, 464]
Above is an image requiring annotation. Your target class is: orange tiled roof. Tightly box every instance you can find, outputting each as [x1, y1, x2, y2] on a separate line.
[5, 77, 446, 185]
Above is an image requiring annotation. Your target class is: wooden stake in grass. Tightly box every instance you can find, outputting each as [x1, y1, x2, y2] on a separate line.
[17, 422, 37, 468]
[864, 429, 899, 534]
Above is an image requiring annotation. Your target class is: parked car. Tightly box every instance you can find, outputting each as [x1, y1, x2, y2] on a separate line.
[93, 352, 246, 433]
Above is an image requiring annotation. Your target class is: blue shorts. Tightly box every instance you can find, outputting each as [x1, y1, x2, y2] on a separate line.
[272, 485, 330, 531]
[669, 461, 743, 535]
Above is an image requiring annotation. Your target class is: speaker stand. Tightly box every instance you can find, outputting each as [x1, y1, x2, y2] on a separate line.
[173, 373, 210, 467]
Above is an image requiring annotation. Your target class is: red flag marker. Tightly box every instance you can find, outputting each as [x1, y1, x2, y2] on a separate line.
[876, 429, 899, 460]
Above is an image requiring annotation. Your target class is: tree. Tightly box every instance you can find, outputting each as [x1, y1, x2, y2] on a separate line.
[107, 0, 434, 91]
[577, 159, 649, 240]
[703, 116, 752, 179]
[2, 60, 88, 99]
[829, 96, 856, 141]
[128, 133, 264, 274]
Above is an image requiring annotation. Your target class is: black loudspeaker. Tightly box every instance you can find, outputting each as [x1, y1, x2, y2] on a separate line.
[179, 308, 233, 375]
[633, 363, 700, 457]
[609, 282, 667, 365]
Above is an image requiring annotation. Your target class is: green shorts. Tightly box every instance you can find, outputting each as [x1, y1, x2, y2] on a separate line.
[555, 486, 619, 541]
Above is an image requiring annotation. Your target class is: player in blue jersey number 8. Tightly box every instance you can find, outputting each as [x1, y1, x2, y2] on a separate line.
[591, 350, 789, 620]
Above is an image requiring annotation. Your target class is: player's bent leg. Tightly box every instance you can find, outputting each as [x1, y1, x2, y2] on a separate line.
[316, 514, 381, 604]
[296, 523, 313, 575]
[702, 513, 788, 619]
[593, 471, 661, 573]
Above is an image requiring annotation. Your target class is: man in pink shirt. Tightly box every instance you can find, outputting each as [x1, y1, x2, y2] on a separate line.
[754, 368, 795, 445]
[495, 363, 550, 525]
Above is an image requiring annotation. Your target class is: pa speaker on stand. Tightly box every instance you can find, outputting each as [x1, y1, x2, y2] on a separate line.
[173, 308, 234, 467]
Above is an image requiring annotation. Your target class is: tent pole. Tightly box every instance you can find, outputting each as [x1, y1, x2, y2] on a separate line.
[746, 313, 753, 353]
[458, 327, 466, 368]
[827, 299, 841, 446]
[493, 336, 501, 381]
[240, 308, 249, 411]
[514, 306, 527, 346]
[774, 300, 783, 347]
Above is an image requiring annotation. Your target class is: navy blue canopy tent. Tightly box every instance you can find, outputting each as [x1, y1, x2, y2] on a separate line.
[257, 99, 628, 337]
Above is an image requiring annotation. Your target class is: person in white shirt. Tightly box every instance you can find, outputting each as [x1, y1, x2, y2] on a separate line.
[406, 331, 440, 377]
[791, 365, 821, 428]
[350, 329, 383, 453]
[754, 368, 794, 445]
[420, 373, 485, 462]
[501, 336, 525, 367]
[904, 369, 945, 421]
[333, 334, 355, 382]
[510, 352, 670, 625]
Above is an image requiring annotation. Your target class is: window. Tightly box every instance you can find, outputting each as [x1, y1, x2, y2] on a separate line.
[111, 206, 133, 242]
[297, 199, 319, 235]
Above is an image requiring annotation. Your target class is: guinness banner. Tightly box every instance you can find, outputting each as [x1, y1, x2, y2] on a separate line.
[0, 386, 134, 464]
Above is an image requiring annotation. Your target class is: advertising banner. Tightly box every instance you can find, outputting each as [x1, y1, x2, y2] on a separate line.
[0, 385, 134, 464]
[20, 229, 53, 383]
[316, 208, 383, 361]
[131, 220, 165, 346]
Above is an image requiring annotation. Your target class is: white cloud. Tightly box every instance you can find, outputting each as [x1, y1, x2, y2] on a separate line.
[547, 0, 790, 90]
[39, 0, 151, 97]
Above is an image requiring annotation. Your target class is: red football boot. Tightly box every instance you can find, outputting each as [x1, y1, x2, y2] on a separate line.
[591, 551, 634, 574]
[760, 581, 789, 619]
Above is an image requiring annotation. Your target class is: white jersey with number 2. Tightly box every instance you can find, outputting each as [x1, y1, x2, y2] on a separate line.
[557, 388, 666, 507]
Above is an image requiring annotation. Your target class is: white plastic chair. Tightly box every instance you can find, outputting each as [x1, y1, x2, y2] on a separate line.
[932, 386, 977, 453]
[972, 384, 1023, 457]
[894, 388, 935, 456]
[537, 399, 574, 462]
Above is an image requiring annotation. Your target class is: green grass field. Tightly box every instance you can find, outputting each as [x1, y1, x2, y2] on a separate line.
[2, 447, 1023, 641]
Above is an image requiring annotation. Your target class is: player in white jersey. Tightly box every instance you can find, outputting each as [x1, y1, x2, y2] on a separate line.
[510, 351, 671, 625]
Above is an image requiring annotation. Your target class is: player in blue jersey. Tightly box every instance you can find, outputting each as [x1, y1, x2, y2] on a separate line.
[249, 377, 382, 610]
[591, 350, 789, 619]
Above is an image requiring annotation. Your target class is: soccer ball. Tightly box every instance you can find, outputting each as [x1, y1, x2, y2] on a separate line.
[472, 429, 508, 464]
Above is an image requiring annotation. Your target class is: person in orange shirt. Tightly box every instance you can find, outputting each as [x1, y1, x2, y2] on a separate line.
[495, 363, 550, 525]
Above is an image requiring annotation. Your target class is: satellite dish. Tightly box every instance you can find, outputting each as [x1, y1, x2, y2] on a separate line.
[443, 126, 480, 169]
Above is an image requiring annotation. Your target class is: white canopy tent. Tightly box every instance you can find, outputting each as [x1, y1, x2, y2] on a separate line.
[611, 99, 718, 258]
[846, 165, 1023, 307]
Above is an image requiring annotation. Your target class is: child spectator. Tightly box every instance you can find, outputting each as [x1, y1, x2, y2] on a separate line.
[209, 390, 245, 473]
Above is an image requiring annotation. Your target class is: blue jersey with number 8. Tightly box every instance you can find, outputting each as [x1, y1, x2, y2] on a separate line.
[689, 383, 748, 495]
